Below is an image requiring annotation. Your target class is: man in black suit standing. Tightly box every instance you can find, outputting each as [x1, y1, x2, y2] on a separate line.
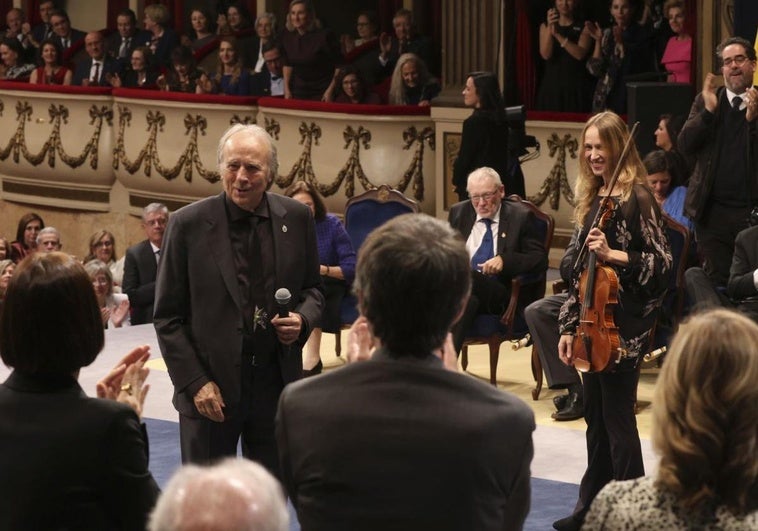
[251, 42, 284, 97]
[448, 166, 548, 352]
[123, 203, 168, 325]
[154, 124, 323, 475]
[277, 214, 535, 530]
[105, 9, 150, 70]
[49, 9, 85, 54]
[73, 31, 121, 86]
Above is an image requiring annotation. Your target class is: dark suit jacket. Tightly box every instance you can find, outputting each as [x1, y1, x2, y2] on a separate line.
[72, 55, 121, 86]
[136, 27, 179, 67]
[123, 239, 158, 325]
[106, 29, 152, 62]
[452, 111, 511, 199]
[154, 192, 323, 416]
[448, 198, 548, 285]
[276, 348, 535, 530]
[728, 225, 758, 302]
[58, 28, 86, 51]
[0, 371, 159, 530]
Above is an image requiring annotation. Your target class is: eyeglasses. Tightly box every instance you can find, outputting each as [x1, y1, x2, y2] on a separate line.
[470, 191, 498, 203]
[94, 240, 113, 248]
[722, 55, 750, 67]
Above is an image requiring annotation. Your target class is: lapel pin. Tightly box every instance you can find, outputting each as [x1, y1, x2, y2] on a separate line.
[501, 232, 506, 238]
[282, 225, 288, 233]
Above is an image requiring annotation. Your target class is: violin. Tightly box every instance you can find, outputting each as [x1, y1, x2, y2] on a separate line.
[571, 122, 639, 373]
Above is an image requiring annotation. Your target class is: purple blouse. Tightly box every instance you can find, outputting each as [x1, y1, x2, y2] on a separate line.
[316, 214, 356, 284]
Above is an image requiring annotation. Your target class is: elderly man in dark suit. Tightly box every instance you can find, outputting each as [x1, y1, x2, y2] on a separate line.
[73, 31, 121, 86]
[49, 8, 85, 53]
[154, 124, 323, 475]
[448, 166, 548, 352]
[123, 203, 168, 325]
[277, 214, 535, 531]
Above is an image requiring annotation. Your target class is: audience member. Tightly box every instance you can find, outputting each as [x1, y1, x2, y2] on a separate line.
[643, 149, 692, 230]
[284, 181, 356, 376]
[251, 41, 284, 96]
[73, 31, 120, 86]
[249, 12, 277, 73]
[0, 259, 13, 302]
[535, 0, 593, 112]
[583, 309, 758, 529]
[341, 10, 379, 56]
[29, 37, 71, 85]
[586, 0, 657, 114]
[660, 0, 692, 83]
[181, 8, 216, 51]
[276, 213, 535, 530]
[5, 8, 34, 63]
[153, 124, 323, 472]
[377, 8, 435, 80]
[452, 71, 514, 201]
[148, 458, 289, 531]
[36, 226, 62, 253]
[157, 45, 204, 93]
[123, 202, 168, 325]
[332, 65, 380, 104]
[281, 0, 341, 101]
[197, 36, 251, 96]
[85, 259, 130, 328]
[0, 237, 8, 260]
[0, 38, 34, 80]
[678, 36, 758, 287]
[29, 0, 56, 49]
[109, 46, 159, 89]
[140, 3, 179, 68]
[448, 166, 548, 353]
[83, 229, 125, 288]
[49, 8, 85, 54]
[387, 52, 440, 106]
[0, 252, 159, 529]
[552, 111, 671, 531]
[10, 212, 44, 264]
[105, 8, 150, 68]
[218, 2, 253, 35]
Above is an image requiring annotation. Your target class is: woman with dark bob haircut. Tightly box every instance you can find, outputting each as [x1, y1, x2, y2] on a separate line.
[0, 252, 159, 528]
[584, 308, 758, 529]
[9, 212, 44, 264]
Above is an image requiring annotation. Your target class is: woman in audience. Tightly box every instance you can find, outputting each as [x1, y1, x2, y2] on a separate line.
[0, 259, 14, 303]
[535, 0, 593, 112]
[197, 36, 250, 96]
[10, 212, 44, 264]
[0, 252, 159, 529]
[660, 0, 691, 84]
[586, 0, 656, 114]
[332, 66, 380, 104]
[142, 3, 179, 67]
[281, 0, 341, 101]
[653, 113, 690, 184]
[218, 2, 253, 35]
[284, 181, 356, 376]
[157, 45, 204, 93]
[0, 237, 9, 260]
[182, 8, 216, 51]
[388, 53, 440, 106]
[341, 10, 379, 55]
[452, 71, 514, 201]
[643, 149, 692, 230]
[584, 308, 758, 529]
[83, 229, 125, 288]
[28, 38, 71, 85]
[0, 37, 34, 80]
[85, 259, 130, 329]
[108, 46, 159, 89]
[250, 12, 277, 73]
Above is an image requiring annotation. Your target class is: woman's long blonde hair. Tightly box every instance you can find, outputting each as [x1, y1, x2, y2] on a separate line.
[388, 53, 430, 105]
[653, 309, 758, 514]
[573, 111, 646, 227]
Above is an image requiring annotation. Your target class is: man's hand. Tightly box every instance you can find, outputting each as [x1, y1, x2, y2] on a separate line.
[558, 334, 574, 366]
[271, 312, 303, 345]
[194, 381, 225, 422]
[478, 255, 503, 276]
[346, 316, 374, 363]
[702, 72, 718, 113]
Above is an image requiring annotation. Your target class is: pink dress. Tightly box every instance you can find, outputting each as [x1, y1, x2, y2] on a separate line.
[661, 37, 691, 84]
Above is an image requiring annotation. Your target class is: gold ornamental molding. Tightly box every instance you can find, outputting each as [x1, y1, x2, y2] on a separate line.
[319, 125, 371, 198]
[397, 125, 435, 200]
[0, 100, 112, 169]
[277, 121, 321, 189]
[113, 105, 220, 183]
[528, 132, 577, 210]
[264, 117, 280, 140]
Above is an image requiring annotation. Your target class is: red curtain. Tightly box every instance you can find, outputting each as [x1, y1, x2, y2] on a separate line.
[514, 0, 535, 108]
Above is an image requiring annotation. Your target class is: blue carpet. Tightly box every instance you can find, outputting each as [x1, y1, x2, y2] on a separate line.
[145, 418, 578, 530]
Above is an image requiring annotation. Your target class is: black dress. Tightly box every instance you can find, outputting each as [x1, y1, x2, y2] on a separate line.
[535, 22, 593, 112]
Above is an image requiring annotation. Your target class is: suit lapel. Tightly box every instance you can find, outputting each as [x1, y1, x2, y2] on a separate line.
[497, 201, 509, 254]
[206, 194, 243, 311]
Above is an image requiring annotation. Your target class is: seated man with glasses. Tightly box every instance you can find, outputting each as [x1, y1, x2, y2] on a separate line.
[448, 166, 548, 353]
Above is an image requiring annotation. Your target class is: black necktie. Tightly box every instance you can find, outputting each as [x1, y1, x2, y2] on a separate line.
[732, 96, 743, 111]
[92, 62, 100, 84]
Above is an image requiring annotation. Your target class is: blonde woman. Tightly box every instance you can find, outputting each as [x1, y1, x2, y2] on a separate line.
[387, 53, 439, 106]
[84, 259, 130, 329]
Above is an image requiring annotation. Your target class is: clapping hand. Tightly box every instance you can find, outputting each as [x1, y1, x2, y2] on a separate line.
[96, 345, 151, 418]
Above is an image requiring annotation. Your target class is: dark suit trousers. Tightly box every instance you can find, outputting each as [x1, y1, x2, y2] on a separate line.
[695, 203, 750, 286]
[452, 271, 509, 353]
[573, 369, 643, 521]
[525, 294, 581, 389]
[685, 267, 758, 323]
[179, 356, 284, 478]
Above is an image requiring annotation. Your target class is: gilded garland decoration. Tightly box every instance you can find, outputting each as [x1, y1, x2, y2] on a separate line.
[528, 132, 577, 210]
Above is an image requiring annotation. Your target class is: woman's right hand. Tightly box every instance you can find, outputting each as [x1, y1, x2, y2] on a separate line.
[546, 8, 558, 26]
[156, 74, 167, 91]
[558, 334, 574, 366]
[585, 21, 602, 40]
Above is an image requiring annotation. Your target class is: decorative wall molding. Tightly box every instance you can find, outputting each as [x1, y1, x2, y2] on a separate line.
[528, 132, 577, 210]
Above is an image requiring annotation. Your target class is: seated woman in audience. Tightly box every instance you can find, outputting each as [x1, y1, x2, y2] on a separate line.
[0, 252, 159, 529]
[0, 237, 9, 260]
[281, 0, 341, 101]
[586, 0, 656, 114]
[250, 12, 277, 73]
[142, 3, 179, 67]
[85, 259, 130, 329]
[217, 2, 253, 35]
[28, 38, 71, 85]
[0, 259, 14, 303]
[341, 10, 379, 55]
[584, 308, 758, 530]
[643, 149, 692, 231]
[10, 212, 44, 264]
[332, 66, 380, 104]
[284, 181, 356, 376]
[0, 38, 34, 80]
[83, 229, 125, 288]
[108, 46, 159, 89]
[157, 46, 204, 93]
[197, 36, 250, 96]
[660, 0, 691, 84]
[388, 53, 440, 106]
[535, 0, 593, 112]
[181, 8, 216, 51]
[654, 113, 690, 183]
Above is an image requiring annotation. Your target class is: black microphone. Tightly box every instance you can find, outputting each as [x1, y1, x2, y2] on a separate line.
[275, 288, 291, 318]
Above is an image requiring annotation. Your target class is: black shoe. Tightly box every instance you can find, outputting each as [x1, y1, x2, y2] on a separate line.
[553, 392, 569, 411]
[302, 360, 323, 377]
[553, 514, 582, 531]
[552, 392, 583, 421]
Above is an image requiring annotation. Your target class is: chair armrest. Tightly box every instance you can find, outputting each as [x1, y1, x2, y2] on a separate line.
[501, 273, 547, 327]
[552, 279, 567, 295]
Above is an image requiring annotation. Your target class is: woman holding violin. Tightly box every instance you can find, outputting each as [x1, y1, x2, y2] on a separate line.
[553, 111, 671, 531]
